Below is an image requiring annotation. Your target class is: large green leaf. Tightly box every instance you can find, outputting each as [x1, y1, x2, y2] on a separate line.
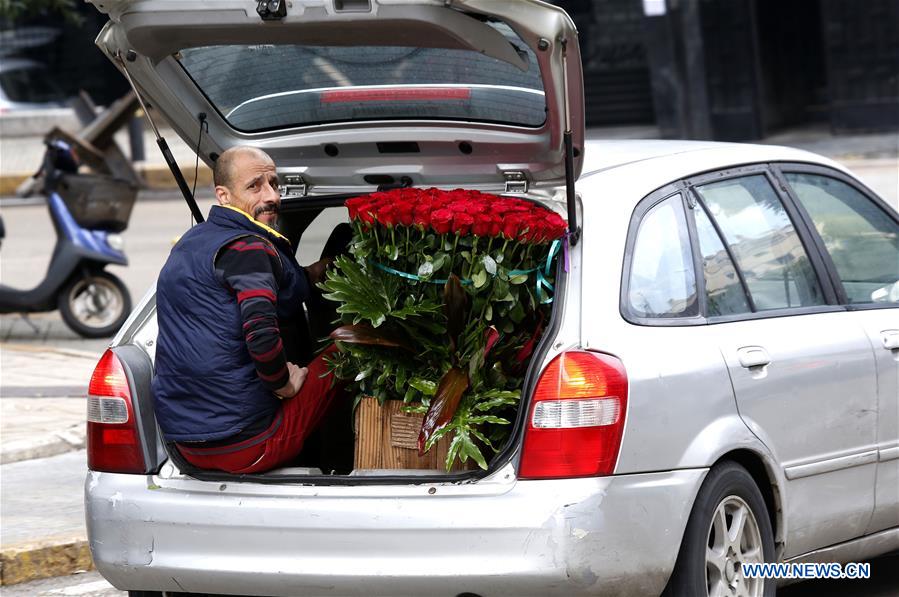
[443, 274, 467, 351]
[418, 367, 469, 455]
[329, 324, 413, 351]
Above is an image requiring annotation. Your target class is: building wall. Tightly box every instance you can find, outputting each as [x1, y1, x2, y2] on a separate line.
[5, 0, 897, 138]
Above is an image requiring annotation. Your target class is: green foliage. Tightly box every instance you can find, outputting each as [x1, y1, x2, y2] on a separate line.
[323, 218, 557, 470]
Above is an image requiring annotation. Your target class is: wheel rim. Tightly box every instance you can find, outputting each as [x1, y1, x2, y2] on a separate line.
[706, 495, 765, 597]
[67, 276, 124, 329]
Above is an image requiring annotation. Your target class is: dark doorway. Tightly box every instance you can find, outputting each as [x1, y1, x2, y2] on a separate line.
[553, 0, 656, 127]
[696, 0, 829, 140]
[754, 0, 828, 132]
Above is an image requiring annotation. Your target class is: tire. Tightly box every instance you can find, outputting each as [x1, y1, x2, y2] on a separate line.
[58, 270, 132, 338]
[663, 461, 775, 597]
[127, 592, 162, 597]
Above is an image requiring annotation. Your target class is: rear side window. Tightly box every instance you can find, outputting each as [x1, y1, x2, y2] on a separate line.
[693, 202, 752, 316]
[785, 173, 899, 305]
[694, 175, 825, 311]
[627, 195, 699, 319]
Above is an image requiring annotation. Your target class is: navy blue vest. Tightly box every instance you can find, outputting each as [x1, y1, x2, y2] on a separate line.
[152, 205, 308, 442]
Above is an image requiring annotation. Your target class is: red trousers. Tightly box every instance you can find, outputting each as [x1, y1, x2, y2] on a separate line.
[176, 348, 343, 474]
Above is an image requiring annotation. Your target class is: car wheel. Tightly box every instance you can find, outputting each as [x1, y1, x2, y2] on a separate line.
[663, 461, 775, 597]
[58, 271, 131, 338]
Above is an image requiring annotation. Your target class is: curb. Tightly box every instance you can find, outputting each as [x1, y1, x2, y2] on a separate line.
[0, 164, 212, 196]
[0, 341, 101, 357]
[0, 424, 86, 465]
[0, 342, 102, 360]
[0, 536, 94, 586]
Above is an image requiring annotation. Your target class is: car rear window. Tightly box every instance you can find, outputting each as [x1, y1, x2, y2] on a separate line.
[177, 22, 545, 132]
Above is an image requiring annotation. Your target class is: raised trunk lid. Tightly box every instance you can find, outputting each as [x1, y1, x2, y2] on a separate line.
[88, 0, 584, 193]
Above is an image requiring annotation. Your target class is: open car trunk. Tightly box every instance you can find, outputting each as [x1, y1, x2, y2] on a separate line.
[92, 0, 583, 484]
[111, 192, 569, 484]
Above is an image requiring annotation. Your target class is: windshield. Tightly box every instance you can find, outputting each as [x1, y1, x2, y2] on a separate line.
[177, 22, 545, 132]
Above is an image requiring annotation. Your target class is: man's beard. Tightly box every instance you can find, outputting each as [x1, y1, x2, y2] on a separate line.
[254, 204, 280, 228]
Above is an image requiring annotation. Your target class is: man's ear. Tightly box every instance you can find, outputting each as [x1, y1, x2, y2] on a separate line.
[214, 185, 230, 206]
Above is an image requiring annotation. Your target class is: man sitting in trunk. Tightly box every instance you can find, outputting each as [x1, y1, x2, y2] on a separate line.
[152, 146, 346, 474]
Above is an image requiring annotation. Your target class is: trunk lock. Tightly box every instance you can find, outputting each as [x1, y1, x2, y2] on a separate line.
[282, 174, 308, 197]
[503, 171, 529, 194]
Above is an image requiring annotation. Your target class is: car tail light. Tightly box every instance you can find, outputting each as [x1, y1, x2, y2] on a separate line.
[519, 351, 628, 479]
[86, 350, 146, 473]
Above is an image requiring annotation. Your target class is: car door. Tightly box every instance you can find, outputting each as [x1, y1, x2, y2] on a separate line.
[685, 166, 878, 558]
[776, 165, 899, 535]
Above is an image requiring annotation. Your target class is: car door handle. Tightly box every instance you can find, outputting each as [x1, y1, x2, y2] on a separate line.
[882, 330, 899, 350]
[737, 346, 771, 368]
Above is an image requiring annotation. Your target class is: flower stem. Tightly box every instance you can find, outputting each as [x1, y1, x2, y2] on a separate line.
[467, 242, 479, 280]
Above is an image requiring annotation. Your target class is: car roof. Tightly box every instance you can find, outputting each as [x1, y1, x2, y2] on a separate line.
[576, 139, 848, 204]
[580, 139, 839, 175]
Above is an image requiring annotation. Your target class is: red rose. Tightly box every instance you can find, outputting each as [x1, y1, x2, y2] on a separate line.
[399, 188, 419, 202]
[546, 213, 567, 239]
[346, 197, 363, 219]
[431, 209, 453, 234]
[471, 216, 491, 237]
[413, 205, 432, 229]
[359, 207, 376, 227]
[451, 212, 474, 236]
[395, 201, 415, 227]
[488, 217, 502, 237]
[377, 204, 397, 227]
[521, 216, 541, 243]
[501, 214, 526, 240]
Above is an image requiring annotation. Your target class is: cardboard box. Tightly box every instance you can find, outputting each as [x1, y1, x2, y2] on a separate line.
[354, 397, 472, 471]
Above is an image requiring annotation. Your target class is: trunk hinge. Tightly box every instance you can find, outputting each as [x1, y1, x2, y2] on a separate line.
[503, 171, 529, 194]
[282, 174, 308, 197]
[561, 38, 581, 246]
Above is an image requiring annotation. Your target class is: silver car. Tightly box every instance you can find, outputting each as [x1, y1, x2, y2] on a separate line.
[83, 1, 899, 596]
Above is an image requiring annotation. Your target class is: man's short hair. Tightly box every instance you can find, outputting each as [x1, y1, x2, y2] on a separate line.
[213, 146, 272, 190]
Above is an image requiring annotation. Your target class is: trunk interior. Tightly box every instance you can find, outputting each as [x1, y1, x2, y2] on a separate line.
[119, 192, 567, 484]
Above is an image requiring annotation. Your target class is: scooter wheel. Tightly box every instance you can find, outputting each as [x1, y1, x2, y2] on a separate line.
[58, 271, 132, 338]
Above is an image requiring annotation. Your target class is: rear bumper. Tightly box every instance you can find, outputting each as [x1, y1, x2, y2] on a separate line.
[85, 466, 706, 597]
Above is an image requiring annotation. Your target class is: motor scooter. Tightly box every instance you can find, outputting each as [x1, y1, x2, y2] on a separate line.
[0, 139, 134, 338]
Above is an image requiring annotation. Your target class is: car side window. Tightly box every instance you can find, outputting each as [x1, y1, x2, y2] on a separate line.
[785, 173, 899, 305]
[694, 175, 825, 311]
[627, 195, 699, 319]
[693, 202, 752, 316]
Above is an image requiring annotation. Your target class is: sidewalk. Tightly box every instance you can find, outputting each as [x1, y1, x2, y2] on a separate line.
[0, 342, 101, 585]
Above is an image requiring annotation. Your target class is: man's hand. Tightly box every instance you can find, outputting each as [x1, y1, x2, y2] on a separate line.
[304, 257, 333, 285]
[274, 362, 308, 398]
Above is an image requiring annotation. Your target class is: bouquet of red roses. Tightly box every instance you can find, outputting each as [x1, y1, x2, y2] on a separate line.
[321, 187, 566, 470]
